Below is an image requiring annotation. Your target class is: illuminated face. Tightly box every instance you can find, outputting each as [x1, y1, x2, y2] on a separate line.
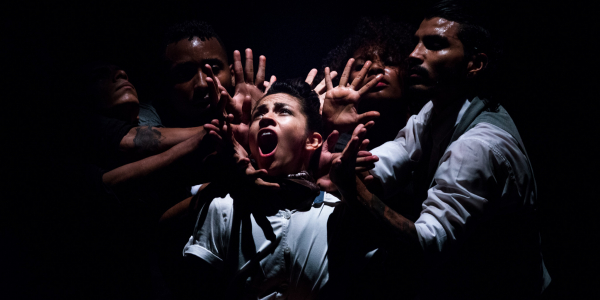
[350, 46, 404, 103]
[249, 94, 319, 177]
[165, 37, 232, 124]
[88, 65, 139, 123]
[408, 17, 467, 98]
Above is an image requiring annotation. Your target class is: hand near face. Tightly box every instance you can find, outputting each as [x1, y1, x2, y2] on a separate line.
[329, 121, 378, 198]
[318, 124, 379, 193]
[229, 49, 275, 149]
[322, 58, 382, 134]
[305, 68, 338, 114]
[203, 117, 280, 193]
[229, 49, 273, 123]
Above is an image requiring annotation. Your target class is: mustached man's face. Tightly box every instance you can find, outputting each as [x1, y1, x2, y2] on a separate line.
[165, 37, 233, 124]
[88, 65, 139, 123]
[248, 94, 322, 177]
[408, 17, 467, 99]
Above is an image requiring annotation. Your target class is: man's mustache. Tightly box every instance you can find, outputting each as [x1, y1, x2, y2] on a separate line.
[409, 66, 429, 78]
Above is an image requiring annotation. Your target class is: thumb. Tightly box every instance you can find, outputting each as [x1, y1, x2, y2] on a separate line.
[323, 130, 340, 153]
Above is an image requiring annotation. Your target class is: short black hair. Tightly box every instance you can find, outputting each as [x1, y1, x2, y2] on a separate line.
[322, 17, 414, 86]
[163, 20, 227, 58]
[425, 0, 502, 95]
[261, 79, 322, 135]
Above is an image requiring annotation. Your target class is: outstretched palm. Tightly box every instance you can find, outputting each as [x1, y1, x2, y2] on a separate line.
[321, 58, 382, 134]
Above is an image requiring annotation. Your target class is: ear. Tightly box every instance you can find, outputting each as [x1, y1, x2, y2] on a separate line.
[230, 64, 235, 86]
[305, 132, 323, 151]
[466, 53, 488, 79]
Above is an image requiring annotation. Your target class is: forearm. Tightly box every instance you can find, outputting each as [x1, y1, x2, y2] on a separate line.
[341, 176, 420, 247]
[103, 134, 209, 190]
[120, 126, 205, 156]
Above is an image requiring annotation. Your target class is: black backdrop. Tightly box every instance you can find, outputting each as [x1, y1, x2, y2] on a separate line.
[2, 0, 597, 299]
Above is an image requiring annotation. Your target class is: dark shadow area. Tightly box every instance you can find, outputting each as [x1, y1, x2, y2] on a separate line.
[2, 0, 595, 299]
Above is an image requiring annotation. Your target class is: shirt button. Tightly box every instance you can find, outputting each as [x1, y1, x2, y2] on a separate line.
[284, 247, 291, 255]
[283, 211, 291, 219]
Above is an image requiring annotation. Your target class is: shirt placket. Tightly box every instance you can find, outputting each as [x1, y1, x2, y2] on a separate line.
[274, 209, 292, 298]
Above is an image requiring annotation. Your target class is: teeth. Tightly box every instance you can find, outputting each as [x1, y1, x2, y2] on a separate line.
[261, 131, 272, 137]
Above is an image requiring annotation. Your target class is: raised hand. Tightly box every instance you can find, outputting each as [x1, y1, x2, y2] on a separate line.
[317, 124, 379, 192]
[329, 121, 378, 199]
[228, 49, 274, 149]
[229, 49, 269, 123]
[305, 68, 338, 114]
[203, 116, 280, 193]
[322, 58, 382, 134]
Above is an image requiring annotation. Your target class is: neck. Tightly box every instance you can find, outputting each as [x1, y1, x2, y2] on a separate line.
[430, 89, 468, 115]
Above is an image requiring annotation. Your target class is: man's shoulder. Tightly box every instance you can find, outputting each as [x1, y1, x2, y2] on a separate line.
[138, 102, 164, 127]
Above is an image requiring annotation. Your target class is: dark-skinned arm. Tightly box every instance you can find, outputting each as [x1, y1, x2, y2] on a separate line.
[103, 129, 221, 194]
[352, 175, 419, 246]
[119, 125, 204, 158]
[330, 122, 420, 249]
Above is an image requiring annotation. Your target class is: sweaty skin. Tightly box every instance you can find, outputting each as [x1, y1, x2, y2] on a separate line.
[248, 94, 321, 177]
[165, 37, 233, 122]
[408, 17, 467, 110]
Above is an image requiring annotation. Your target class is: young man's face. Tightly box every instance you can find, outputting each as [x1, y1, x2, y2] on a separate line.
[165, 37, 233, 123]
[249, 94, 315, 177]
[408, 17, 467, 99]
[88, 65, 139, 123]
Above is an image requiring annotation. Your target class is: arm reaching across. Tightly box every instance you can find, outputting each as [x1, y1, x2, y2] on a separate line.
[330, 122, 419, 247]
[103, 66, 229, 193]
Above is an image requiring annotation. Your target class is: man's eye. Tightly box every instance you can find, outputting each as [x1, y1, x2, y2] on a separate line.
[280, 108, 292, 115]
[354, 64, 365, 72]
[425, 42, 443, 50]
[211, 65, 222, 73]
[423, 38, 448, 51]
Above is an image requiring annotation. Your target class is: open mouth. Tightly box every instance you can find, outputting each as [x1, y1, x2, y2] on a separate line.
[257, 129, 278, 157]
[190, 94, 211, 108]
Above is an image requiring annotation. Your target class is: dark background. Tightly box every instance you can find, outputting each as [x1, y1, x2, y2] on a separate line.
[2, 0, 597, 299]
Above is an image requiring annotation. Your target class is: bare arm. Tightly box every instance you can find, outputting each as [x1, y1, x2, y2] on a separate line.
[103, 126, 221, 193]
[119, 125, 204, 157]
[330, 123, 419, 248]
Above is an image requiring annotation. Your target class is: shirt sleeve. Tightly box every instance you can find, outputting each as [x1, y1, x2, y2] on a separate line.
[138, 102, 164, 128]
[183, 195, 235, 273]
[415, 123, 527, 253]
[369, 101, 433, 198]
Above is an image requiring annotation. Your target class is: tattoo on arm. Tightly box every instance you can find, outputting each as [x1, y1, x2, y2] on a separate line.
[133, 126, 164, 154]
[369, 193, 418, 241]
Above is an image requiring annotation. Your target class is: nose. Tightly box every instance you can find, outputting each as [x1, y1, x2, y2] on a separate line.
[258, 114, 276, 128]
[407, 43, 425, 67]
[368, 61, 385, 77]
[194, 68, 208, 90]
[113, 69, 129, 82]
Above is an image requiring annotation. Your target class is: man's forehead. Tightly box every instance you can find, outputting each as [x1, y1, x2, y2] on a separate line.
[416, 17, 460, 39]
[254, 94, 301, 111]
[165, 37, 227, 64]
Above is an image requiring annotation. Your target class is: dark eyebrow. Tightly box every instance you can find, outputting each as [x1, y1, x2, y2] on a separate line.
[252, 103, 268, 115]
[274, 102, 291, 111]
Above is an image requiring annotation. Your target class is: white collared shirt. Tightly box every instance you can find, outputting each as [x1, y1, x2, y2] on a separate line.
[370, 99, 550, 295]
[183, 192, 378, 299]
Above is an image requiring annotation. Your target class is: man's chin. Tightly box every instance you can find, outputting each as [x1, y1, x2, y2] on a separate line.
[408, 84, 434, 99]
